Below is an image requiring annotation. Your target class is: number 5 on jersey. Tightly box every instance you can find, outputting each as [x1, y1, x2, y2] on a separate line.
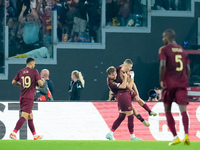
[175, 55, 183, 71]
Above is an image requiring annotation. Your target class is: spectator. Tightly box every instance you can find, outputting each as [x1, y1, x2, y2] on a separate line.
[40, 68, 54, 95]
[18, 4, 41, 53]
[106, 0, 119, 26]
[61, 0, 77, 40]
[71, 0, 87, 39]
[84, 0, 101, 42]
[117, 0, 133, 26]
[39, 0, 48, 13]
[9, 0, 17, 13]
[130, 0, 143, 26]
[34, 78, 54, 101]
[47, 0, 62, 17]
[6, 0, 15, 17]
[34, 70, 54, 102]
[37, 0, 52, 47]
[47, 0, 63, 41]
[68, 70, 85, 100]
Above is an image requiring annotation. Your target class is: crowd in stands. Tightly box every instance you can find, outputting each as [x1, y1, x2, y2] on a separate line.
[0, 0, 191, 58]
[106, 0, 144, 27]
[106, 0, 191, 27]
[0, 0, 102, 58]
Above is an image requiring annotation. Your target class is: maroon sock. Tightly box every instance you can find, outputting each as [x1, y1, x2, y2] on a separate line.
[136, 114, 144, 122]
[128, 114, 134, 134]
[166, 112, 177, 136]
[28, 119, 36, 135]
[111, 113, 126, 131]
[181, 111, 189, 134]
[14, 117, 26, 132]
[142, 104, 151, 114]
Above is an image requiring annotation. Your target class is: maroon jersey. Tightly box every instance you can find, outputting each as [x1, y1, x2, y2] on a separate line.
[115, 66, 130, 93]
[159, 44, 190, 89]
[14, 67, 41, 100]
[107, 77, 120, 96]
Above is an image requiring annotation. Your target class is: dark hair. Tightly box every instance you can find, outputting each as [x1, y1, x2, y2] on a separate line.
[106, 66, 116, 75]
[26, 57, 35, 64]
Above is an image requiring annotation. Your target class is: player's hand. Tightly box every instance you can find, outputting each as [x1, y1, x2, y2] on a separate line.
[123, 72, 128, 79]
[160, 81, 167, 90]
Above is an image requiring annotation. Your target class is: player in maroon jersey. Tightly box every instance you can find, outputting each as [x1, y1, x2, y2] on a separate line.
[107, 65, 150, 124]
[106, 65, 142, 140]
[159, 29, 191, 146]
[116, 60, 157, 117]
[10, 57, 45, 140]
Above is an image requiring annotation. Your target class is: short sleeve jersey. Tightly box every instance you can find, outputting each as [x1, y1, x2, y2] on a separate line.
[159, 43, 190, 88]
[14, 67, 41, 100]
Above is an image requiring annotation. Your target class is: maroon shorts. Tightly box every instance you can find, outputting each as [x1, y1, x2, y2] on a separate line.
[162, 87, 189, 105]
[116, 92, 133, 111]
[20, 98, 34, 113]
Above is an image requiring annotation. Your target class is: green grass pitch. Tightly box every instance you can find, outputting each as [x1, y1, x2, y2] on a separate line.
[0, 140, 199, 150]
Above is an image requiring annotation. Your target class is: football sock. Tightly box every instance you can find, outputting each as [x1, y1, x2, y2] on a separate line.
[128, 114, 134, 134]
[136, 114, 144, 122]
[166, 112, 177, 136]
[28, 119, 36, 135]
[142, 104, 151, 114]
[181, 111, 189, 134]
[14, 117, 26, 133]
[111, 113, 126, 131]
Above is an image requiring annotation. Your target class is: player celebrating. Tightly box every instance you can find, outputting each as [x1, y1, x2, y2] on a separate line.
[10, 57, 45, 140]
[159, 29, 191, 145]
[106, 66, 141, 140]
[118, 60, 157, 116]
